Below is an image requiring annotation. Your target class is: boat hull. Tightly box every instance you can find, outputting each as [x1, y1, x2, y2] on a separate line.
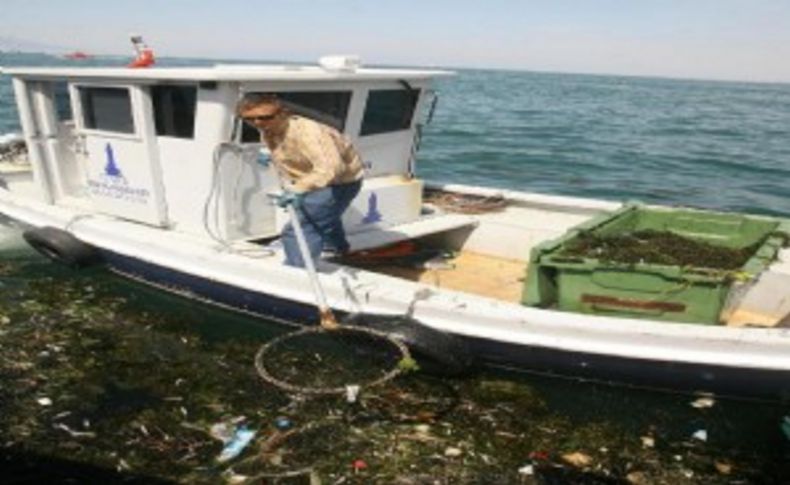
[102, 249, 790, 400]
[2, 178, 789, 401]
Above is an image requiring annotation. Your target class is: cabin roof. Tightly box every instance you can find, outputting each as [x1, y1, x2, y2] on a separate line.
[0, 64, 454, 82]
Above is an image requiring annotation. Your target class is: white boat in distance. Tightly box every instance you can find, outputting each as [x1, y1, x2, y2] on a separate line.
[1, 57, 789, 399]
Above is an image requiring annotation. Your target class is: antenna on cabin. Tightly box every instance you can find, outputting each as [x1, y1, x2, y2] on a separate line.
[128, 34, 155, 68]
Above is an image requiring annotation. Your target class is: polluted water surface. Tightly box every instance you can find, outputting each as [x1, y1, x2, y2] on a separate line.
[0, 224, 789, 484]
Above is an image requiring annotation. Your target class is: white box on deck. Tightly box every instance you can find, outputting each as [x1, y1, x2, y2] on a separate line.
[345, 176, 424, 234]
[273, 176, 424, 236]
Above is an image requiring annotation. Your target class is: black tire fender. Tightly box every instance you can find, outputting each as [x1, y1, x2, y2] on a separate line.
[344, 313, 475, 377]
[22, 226, 101, 268]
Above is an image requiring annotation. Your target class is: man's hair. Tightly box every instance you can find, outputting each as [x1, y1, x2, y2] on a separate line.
[236, 93, 281, 116]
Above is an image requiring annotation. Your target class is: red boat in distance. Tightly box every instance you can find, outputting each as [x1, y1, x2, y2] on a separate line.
[63, 51, 92, 60]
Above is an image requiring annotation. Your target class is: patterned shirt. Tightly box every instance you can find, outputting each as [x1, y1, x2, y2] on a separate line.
[265, 115, 363, 193]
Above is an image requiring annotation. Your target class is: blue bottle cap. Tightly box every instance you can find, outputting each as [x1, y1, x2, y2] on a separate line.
[274, 417, 292, 430]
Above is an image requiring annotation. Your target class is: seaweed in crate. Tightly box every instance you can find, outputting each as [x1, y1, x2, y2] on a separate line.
[560, 230, 759, 270]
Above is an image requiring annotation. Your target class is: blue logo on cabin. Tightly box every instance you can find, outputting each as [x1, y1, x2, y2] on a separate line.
[104, 143, 123, 178]
[361, 192, 382, 224]
[88, 142, 149, 203]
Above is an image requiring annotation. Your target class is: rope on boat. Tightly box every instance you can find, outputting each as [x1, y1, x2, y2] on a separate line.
[424, 189, 508, 214]
[254, 324, 411, 396]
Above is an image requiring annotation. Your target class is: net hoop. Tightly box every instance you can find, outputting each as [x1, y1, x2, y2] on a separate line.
[254, 324, 411, 395]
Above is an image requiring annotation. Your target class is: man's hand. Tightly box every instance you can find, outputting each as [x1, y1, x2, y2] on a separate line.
[319, 309, 340, 330]
[275, 191, 304, 209]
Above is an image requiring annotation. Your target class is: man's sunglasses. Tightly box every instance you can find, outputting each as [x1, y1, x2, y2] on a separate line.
[243, 114, 277, 123]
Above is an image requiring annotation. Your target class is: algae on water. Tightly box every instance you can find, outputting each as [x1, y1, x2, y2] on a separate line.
[1, 252, 788, 483]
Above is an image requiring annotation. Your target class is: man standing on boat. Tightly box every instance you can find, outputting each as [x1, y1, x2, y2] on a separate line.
[237, 94, 364, 267]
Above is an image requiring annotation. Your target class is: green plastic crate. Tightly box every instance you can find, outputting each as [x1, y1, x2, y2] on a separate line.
[523, 204, 788, 324]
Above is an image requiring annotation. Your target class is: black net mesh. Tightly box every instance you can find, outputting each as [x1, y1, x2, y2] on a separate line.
[255, 325, 411, 395]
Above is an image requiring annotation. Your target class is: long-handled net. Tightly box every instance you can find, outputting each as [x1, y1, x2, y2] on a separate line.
[254, 324, 412, 396]
[255, 199, 412, 396]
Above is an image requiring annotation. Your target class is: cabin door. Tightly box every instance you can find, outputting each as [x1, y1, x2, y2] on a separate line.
[72, 84, 168, 226]
[11, 79, 78, 204]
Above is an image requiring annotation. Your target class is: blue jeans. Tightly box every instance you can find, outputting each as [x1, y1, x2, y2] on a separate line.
[282, 180, 362, 267]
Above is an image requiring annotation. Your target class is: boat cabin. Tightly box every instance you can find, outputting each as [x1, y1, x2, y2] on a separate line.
[3, 58, 452, 242]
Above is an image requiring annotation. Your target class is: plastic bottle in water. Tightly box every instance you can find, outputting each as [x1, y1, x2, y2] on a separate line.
[216, 425, 256, 463]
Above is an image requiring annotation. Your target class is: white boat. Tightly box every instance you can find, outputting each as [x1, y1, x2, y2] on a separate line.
[1, 58, 789, 399]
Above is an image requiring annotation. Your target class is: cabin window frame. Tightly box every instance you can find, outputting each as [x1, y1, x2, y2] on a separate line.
[236, 89, 354, 144]
[151, 83, 198, 139]
[72, 83, 141, 140]
[52, 81, 74, 123]
[359, 88, 420, 137]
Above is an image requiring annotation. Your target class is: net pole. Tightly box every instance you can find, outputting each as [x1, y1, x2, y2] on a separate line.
[286, 204, 338, 329]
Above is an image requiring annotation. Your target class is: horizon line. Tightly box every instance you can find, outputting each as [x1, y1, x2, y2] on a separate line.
[1, 48, 789, 87]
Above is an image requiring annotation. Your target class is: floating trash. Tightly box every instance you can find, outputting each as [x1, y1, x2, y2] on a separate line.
[518, 464, 535, 476]
[562, 451, 593, 468]
[781, 416, 790, 441]
[444, 446, 463, 457]
[0, 244, 788, 483]
[210, 421, 238, 443]
[691, 429, 708, 442]
[640, 435, 655, 448]
[53, 423, 96, 439]
[690, 396, 716, 409]
[345, 384, 361, 403]
[232, 421, 342, 481]
[274, 416, 292, 431]
[626, 471, 648, 484]
[715, 461, 733, 475]
[217, 426, 256, 463]
[223, 472, 249, 484]
[529, 450, 550, 461]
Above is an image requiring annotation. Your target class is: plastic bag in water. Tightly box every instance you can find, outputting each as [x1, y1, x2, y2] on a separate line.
[217, 426, 256, 463]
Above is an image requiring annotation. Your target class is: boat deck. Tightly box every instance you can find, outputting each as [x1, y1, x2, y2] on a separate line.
[345, 246, 790, 326]
[348, 250, 526, 303]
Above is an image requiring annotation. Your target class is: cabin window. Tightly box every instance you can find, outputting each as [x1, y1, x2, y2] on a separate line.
[360, 89, 419, 136]
[152, 85, 197, 138]
[54, 82, 73, 122]
[79, 87, 134, 134]
[239, 90, 352, 143]
[277, 91, 351, 131]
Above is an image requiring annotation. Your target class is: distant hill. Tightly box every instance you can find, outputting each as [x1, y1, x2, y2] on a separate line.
[0, 36, 68, 54]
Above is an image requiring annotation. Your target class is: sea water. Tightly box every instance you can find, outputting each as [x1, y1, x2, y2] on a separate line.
[2, 51, 790, 216]
[1, 52, 789, 482]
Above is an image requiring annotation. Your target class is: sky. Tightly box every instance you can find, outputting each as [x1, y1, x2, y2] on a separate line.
[3, 0, 790, 83]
